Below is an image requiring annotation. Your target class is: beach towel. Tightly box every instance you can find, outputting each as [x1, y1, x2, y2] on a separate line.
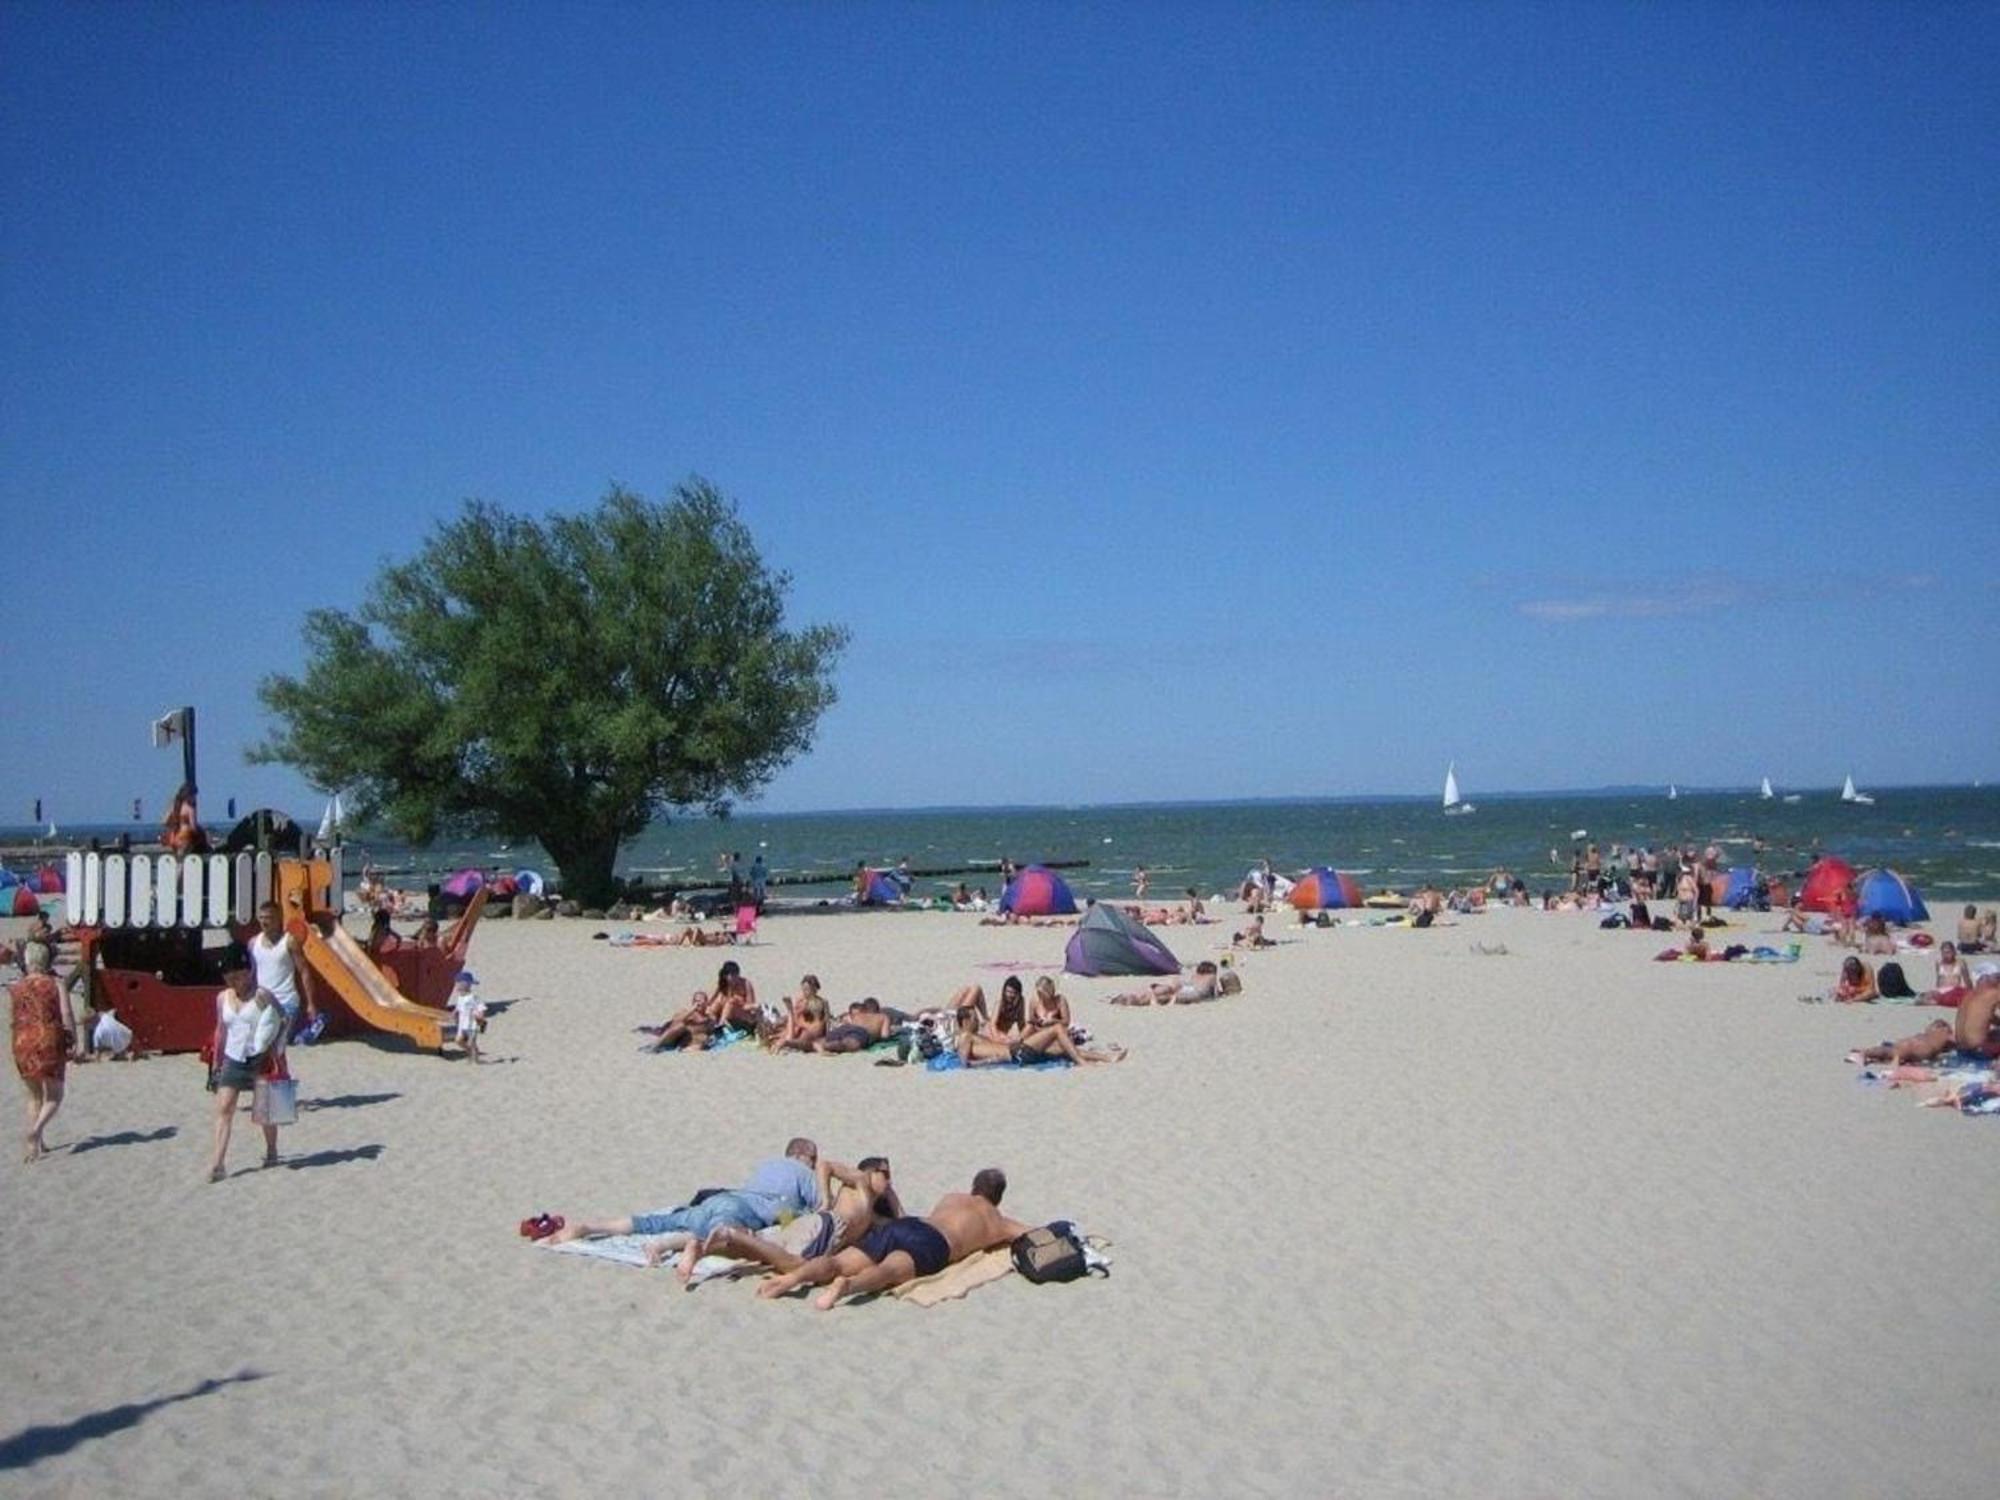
[925, 1052, 1074, 1073]
[889, 1233, 1112, 1306]
[890, 1247, 1016, 1306]
[538, 1236, 764, 1282]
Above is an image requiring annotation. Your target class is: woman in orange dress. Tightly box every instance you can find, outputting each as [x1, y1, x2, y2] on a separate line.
[10, 941, 79, 1162]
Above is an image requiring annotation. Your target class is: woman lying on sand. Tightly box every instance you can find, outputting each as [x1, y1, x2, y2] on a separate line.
[1108, 960, 1241, 1006]
[950, 1004, 1124, 1066]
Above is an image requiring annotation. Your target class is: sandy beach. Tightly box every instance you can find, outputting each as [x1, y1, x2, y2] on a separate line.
[3, 898, 1995, 1498]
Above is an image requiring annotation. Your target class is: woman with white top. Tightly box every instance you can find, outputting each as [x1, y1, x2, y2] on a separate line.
[206, 946, 287, 1182]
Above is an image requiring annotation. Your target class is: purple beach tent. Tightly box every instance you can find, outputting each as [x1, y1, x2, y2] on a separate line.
[1064, 902, 1179, 977]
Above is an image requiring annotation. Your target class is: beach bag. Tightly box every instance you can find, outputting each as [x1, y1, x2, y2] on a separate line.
[1011, 1221, 1092, 1284]
[1876, 962, 1915, 999]
[93, 1009, 134, 1056]
[252, 1077, 298, 1126]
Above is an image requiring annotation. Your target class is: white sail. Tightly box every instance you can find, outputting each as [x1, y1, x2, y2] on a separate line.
[1841, 774, 1857, 803]
[1442, 762, 1474, 815]
[332, 792, 345, 836]
[1668, 783, 1678, 800]
[316, 796, 337, 843]
[1760, 777, 1774, 800]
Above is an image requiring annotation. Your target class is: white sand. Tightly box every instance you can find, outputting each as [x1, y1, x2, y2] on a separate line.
[2, 902, 1995, 1497]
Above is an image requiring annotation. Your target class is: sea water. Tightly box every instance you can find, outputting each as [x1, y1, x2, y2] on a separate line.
[18, 786, 1992, 903]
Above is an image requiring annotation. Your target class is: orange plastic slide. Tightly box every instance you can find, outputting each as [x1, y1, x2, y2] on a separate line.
[302, 924, 446, 1050]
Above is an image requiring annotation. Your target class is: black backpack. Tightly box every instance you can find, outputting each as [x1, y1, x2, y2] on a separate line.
[1010, 1221, 1097, 1284]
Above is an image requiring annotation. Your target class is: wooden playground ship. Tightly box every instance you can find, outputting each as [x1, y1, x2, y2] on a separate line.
[66, 840, 484, 1055]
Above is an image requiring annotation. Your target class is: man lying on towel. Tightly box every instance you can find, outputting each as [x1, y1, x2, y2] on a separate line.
[689, 1156, 903, 1283]
[757, 1167, 1028, 1311]
[545, 1137, 823, 1254]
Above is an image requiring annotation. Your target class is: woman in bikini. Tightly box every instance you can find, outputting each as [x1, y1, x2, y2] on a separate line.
[645, 961, 757, 1051]
[1009, 977, 1125, 1064]
[1924, 942, 1973, 1006]
[769, 977, 830, 1052]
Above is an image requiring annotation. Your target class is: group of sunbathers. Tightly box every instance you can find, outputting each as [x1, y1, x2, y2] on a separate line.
[638, 964, 1128, 1064]
[538, 1137, 1034, 1309]
[1849, 972, 2000, 1066]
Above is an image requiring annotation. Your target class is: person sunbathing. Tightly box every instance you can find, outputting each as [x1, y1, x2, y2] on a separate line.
[767, 977, 830, 1050]
[1011, 976, 1122, 1063]
[756, 1168, 1030, 1310]
[691, 1156, 903, 1280]
[545, 1138, 824, 1256]
[814, 998, 893, 1054]
[1954, 904, 1982, 951]
[662, 925, 732, 947]
[985, 976, 1027, 1044]
[1926, 942, 1973, 1007]
[1853, 976, 2000, 1064]
[1232, 916, 1273, 949]
[1109, 960, 1241, 1005]
[643, 961, 757, 1051]
[1859, 916, 1897, 956]
[1833, 955, 1878, 1002]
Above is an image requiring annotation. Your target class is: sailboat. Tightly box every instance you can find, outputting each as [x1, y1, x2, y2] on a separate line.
[1442, 762, 1475, 816]
[1760, 777, 1775, 800]
[1667, 783, 1678, 801]
[316, 791, 346, 844]
[1841, 774, 1875, 806]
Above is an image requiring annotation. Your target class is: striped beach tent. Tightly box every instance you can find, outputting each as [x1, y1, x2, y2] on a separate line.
[1288, 867, 1364, 911]
[998, 865, 1079, 917]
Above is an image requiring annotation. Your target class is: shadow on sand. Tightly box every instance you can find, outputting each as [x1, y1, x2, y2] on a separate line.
[0, 1370, 265, 1471]
[298, 1092, 400, 1113]
[281, 1144, 384, 1170]
[68, 1126, 178, 1155]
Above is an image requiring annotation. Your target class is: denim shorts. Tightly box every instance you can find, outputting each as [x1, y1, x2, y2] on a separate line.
[631, 1191, 780, 1239]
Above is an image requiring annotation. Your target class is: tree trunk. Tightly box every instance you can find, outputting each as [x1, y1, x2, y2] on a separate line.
[537, 821, 624, 908]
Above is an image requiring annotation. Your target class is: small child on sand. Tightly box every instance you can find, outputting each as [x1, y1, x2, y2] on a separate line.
[450, 970, 488, 1063]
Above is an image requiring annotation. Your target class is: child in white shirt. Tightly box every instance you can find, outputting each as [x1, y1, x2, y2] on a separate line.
[450, 970, 488, 1064]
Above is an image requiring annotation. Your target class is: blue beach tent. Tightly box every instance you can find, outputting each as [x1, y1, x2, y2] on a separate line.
[1852, 868, 1928, 925]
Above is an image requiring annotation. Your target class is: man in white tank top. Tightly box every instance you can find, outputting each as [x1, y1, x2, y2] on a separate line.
[251, 901, 321, 1041]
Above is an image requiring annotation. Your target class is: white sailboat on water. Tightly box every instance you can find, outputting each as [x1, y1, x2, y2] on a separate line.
[1841, 773, 1874, 806]
[315, 791, 345, 844]
[1667, 783, 1678, 801]
[1442, 762, 1475, 816]
[1760, 777, 1774, 800]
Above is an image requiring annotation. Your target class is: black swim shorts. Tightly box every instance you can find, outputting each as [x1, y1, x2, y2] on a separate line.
[858, 1216, 951, 1278]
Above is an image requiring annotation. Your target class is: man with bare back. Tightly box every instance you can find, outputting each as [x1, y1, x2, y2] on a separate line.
[689, 1155, 902, 1281]
[756, 1167, 1028, 1310]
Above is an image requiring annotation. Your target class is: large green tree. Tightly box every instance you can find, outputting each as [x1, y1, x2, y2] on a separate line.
[255, 480, 847, 905]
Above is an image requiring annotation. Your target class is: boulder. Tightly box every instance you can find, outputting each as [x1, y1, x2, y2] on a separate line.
[512, 893, 545, 920]
[556, 899, 582, 918]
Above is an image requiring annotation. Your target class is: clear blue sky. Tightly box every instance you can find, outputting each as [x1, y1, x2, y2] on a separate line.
[4, 2, 1995, 825]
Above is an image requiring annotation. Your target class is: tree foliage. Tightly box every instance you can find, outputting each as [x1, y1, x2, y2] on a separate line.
[255, 480, 847, 905]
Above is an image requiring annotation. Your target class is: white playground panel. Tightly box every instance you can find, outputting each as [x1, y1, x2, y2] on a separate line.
[64, 850, 285, 931]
